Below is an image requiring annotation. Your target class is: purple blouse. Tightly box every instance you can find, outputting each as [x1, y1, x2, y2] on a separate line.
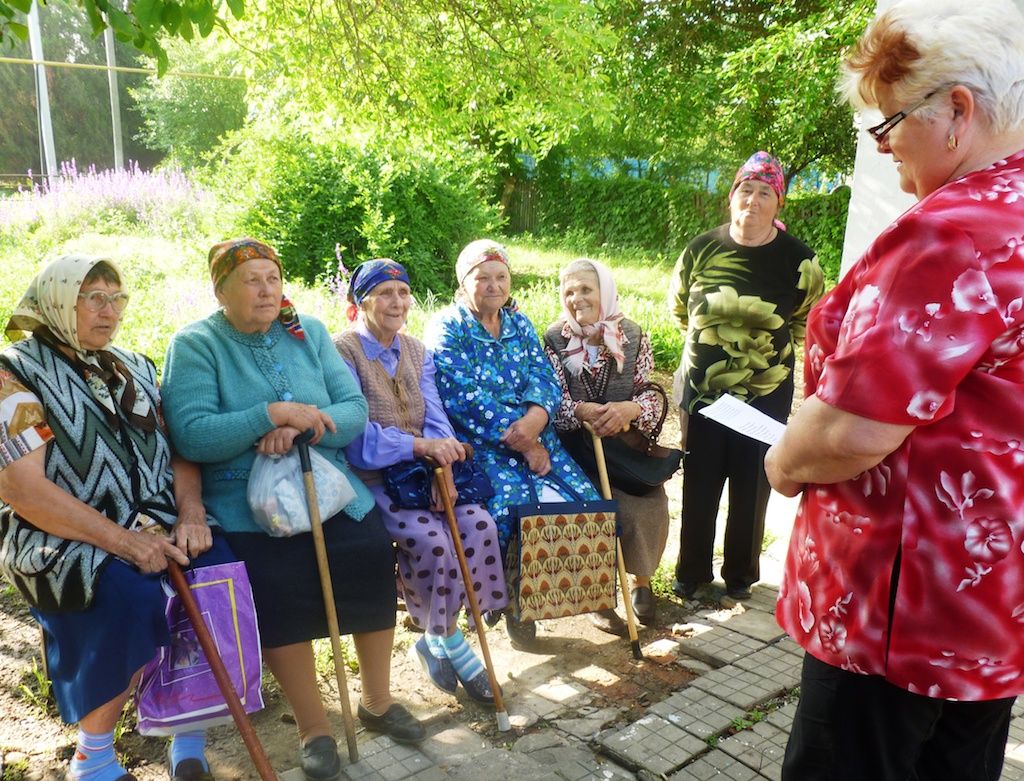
[342, 321, 455, 470]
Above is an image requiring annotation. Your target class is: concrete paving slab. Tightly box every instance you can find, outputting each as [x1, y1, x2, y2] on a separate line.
[553, 707, 619, 740]
[763, 701, 797, 734]
[710, 609, 786, 644]
[598, 713, 708, 775]
[418, 723, 489, 764]
[740, 586, 780, 615]
[733, 646, 801, 692]
[773, 636, 803, 658]
[676, 625, 767, 668]
[445, 747, 561, 781]
[1003, 755, 1024, 781]
[342, 739, 435, 781]
[1006, 716, 1024, 765]
[717, 720, 786, 781]
[529, 742, 635, 781]
[649, 687, 746, 740]
[676, 656, 717, 675]
[1014, 699, 1024, 719]
[668, 749, 768, 780]
[690, 664, 788, 711]
[533, 677, 593, 707]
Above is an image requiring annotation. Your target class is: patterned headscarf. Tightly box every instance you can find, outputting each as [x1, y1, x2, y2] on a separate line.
[207, 237, 305, 340]
[456, 239, 510, 286]
[559, 259, 627, 377]
[729, 151, 787, 206]
[5, 254, 157, 431]
[345, 258, 411, 322]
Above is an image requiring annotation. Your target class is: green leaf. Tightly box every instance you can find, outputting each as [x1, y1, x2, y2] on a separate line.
[178, 18, 193, 40]
[7, 20, 27, 40]
[226, 0, 243, 20]
[133, 0, 161, 32]
[8, 0, 31, 13]
[106, 6, 136, 37]
[160, 3, 182, 32]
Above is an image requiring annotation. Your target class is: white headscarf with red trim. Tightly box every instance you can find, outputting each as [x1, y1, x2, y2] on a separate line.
[559, 258, 626, 378]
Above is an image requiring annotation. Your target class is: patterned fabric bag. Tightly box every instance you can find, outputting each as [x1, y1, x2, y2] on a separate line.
[507, 498, 619, 622]
[136, 562, 264, 735]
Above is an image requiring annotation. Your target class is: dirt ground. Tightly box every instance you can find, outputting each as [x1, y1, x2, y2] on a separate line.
[0, 374, 701, 780]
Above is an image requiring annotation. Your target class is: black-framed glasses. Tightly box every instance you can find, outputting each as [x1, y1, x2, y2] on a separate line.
[866, 90, 937, 143]
[77, 290, 130, 312]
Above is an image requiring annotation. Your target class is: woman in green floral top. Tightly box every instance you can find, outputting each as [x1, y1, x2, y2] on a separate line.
[669, 151, 824, 602]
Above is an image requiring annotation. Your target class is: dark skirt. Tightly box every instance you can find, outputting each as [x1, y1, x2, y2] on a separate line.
[32, 536, 235, 724]
[223, 506, 397, 648]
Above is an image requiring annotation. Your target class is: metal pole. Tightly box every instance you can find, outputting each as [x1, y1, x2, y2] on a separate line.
[27, 0, 57, 182]
[103, 25, 124, 169]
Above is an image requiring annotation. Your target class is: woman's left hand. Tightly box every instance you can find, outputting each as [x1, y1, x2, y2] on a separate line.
[430, 464, 460, 512]
[172, 504, 213, 558]
[523, 443, 552, 476]
[257, 425, 301, 455]
[592, 401, 641, 438]
[501, 405, 548, 452]
[764, 444, 804, 497]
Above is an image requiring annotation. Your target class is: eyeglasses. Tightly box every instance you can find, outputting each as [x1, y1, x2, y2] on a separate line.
[866, 90, 937, 143]
[77, 291, 130, 312]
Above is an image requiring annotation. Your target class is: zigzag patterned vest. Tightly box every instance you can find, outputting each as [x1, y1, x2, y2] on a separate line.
[0, 338, 175, 612]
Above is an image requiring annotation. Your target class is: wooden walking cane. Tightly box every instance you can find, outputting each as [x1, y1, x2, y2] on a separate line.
[583, 422, 644, 660]
[294, 429, 359, 762]
[166, 561, 278, 781]
[424, 450, 511, 731]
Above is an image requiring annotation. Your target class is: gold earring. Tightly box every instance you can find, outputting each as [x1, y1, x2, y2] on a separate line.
[947, 132, 959, 151]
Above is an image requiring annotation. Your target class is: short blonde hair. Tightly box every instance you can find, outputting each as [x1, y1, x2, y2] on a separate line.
[840, 0, 1024, 133]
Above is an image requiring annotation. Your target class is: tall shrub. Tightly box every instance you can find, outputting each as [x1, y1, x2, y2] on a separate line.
[217, 129, 500, 295]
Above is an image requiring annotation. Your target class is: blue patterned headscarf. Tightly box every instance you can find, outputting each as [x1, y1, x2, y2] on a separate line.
[347, 259, 411, 306]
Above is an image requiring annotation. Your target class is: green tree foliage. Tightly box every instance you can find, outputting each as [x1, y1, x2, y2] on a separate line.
[0, 0, 245, 74]
[215, 125, 500, 295]
[130, 37, 246, 167]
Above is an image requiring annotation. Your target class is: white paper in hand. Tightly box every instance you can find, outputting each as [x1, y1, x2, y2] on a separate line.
[697, 394, 786, 446]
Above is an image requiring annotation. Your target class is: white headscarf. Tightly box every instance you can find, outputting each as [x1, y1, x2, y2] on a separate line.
[559, 258, 627, 377]
[5, 254, 155, 431]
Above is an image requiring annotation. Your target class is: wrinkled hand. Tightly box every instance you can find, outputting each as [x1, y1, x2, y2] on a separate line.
[257, 425, 301, 455]
[119, 528, 189, 572]
[764, 445, 804, 497]
[500, 406, 548, 453]
[430, 464, 460, 511]
[267, 402, 336, 445]
[171, 504, 212, 558]
[591, 401, 641, 438]
[415, 437, 467, 467]
[523, 443, 551, 476]
[574, 402, 603, 425]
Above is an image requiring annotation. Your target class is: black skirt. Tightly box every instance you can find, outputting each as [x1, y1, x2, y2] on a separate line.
[224, 506, 397, 647]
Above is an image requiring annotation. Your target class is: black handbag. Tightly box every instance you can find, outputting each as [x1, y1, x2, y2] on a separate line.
[382, 456, 495, 510]
[559, 382, 683, 496]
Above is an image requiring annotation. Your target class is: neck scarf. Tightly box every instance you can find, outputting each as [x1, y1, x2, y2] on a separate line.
[5, 254, 157, 432]
[208, 237, 305, 340]
[559, 258, 626, 378]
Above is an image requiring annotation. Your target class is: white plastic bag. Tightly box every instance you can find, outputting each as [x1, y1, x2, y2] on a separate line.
[247, 449, 357, 537]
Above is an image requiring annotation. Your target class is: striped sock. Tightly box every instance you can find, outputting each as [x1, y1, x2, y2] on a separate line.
[68, 728, 125, 781]
[425, 632, 448, 659]
[169, 730, 208, 772]
[441, 629, 484, 681]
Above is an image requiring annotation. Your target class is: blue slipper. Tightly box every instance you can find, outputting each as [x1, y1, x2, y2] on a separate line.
[456, 668, 500, 704]
[411, 636, 458, 694]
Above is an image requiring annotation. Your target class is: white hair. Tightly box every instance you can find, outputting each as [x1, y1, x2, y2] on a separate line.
[559, 258, 598, 286]
[840, 0, 1024, 133]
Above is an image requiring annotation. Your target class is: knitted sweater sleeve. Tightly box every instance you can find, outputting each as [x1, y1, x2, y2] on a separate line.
[304, 320, 369, 451]
[162, 325, 276, 462]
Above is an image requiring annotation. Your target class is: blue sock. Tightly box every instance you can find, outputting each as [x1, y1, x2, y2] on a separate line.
[69, 728, 125, 781]
[442, 629, 485, 681]
[425, 632, 448, 659]
[169, 730, 208, 771]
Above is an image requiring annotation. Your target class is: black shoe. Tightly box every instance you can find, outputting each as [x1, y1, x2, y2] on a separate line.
[631, 586, 656, 625]
[411, 636, 458, 694]
[357, 702, 426, 745]
[588, 608, 628, 637]
[168, 746, 214, 781]
[505, 613, 537, 649]
[483, 609, 504, 628]
[726, 584, 752, 601]
[672, 579, 699, 599]
[300, 735, 341, 781]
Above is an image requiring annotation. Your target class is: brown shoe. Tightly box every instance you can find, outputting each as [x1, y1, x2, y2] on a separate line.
[588, 608, 628, 636]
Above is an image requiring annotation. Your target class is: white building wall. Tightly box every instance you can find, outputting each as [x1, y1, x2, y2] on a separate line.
[840, 0, 1024, 275]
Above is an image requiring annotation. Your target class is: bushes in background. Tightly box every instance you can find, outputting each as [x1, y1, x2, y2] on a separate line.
[216, 129, 500, 295]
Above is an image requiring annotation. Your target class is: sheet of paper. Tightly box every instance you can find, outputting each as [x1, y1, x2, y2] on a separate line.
[697, 394, 786, 446]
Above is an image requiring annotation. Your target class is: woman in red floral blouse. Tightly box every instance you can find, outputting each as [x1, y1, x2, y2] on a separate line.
[766, 1, 1024, 778]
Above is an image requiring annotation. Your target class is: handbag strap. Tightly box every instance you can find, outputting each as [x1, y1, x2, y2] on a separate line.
[633, 381, 670, 441]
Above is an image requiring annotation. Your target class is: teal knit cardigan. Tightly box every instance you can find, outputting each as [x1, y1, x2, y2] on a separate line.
[162, 310, 374, 533]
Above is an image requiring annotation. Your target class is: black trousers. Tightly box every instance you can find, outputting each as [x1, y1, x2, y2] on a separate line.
[675, 411, 771, 588]
[784, 653, 1014, 780]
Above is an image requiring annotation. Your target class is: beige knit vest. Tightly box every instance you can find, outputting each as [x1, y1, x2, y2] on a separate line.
[335, 330, 426, 483]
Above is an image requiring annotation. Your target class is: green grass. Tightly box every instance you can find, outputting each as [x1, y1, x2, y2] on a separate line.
[0, 233, 684, 373]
